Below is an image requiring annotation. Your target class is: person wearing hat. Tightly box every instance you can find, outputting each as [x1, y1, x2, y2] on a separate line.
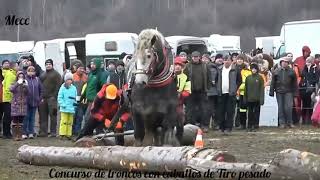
[77, 83, 123, 140]
[72, 62, 88, 136]
[1, 60, 17, 138]
[295, 46, 311, 73]
[184, 51, 211, 132]
[10, 71, 29, 141]
[179, 52, 188, 64]
[300, 56, 318, 125]
[202, 53, 211, 64]
[269, 57, 298, 128]
[107, 60, 126, 89]
[174, 56, 191, 140]
[23, 66, 43, 139]
[216, 55, 242, 134]
[82, 58, 106, 128]
[244, 63, 265, 132]
[205, 54, 222, 131]
[38, 59, 62, 137]
[235, 54, 252, 130]
[57, 72, 77, 139]
[27, 55, 43, 77]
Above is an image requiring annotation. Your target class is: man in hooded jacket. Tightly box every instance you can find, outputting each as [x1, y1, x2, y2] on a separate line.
[81, 58, 106, 131]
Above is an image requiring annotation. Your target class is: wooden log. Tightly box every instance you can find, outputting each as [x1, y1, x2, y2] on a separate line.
[187, 158, 308, 180]
[269, 149, 320, 179]
[74, 124, 199, 147]
[17, 145, 236, 172]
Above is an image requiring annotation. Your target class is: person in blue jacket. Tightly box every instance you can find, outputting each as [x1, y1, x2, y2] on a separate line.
[57, 72, 77, 139]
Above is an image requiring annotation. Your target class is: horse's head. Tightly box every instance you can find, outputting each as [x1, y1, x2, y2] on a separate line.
[134, 29, 165, 85]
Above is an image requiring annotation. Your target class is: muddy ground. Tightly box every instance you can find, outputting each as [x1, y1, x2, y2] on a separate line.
[1, 126, 320, 180]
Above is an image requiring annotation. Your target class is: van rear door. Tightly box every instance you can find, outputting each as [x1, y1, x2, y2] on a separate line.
[44, 42, 64, 75]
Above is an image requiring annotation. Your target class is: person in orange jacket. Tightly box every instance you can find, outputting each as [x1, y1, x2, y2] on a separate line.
[76, 83, 130, 142]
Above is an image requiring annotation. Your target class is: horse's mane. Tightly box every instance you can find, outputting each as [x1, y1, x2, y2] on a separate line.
[136, 29, 165, 53]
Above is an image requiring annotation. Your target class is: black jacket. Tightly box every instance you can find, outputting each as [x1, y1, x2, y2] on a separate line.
[269, 67, 297, 96]
[300, 64, 319, 94]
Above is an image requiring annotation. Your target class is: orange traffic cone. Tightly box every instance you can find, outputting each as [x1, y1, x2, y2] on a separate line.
[194, 128, 204, 149]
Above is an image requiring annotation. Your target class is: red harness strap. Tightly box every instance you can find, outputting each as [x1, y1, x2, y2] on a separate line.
[147, 47, 174, 88]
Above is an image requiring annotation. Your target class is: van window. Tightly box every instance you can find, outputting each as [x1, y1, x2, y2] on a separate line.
[105, 41, 118, 51]
[275, 44, 286, 59]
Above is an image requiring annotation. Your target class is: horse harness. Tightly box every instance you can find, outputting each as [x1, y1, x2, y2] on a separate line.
[133, 46, 174, 88]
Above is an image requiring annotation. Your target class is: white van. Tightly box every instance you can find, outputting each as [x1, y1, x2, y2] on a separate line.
[85, 33, 138, 70]
[33, 38, 85, 75]
[207, 34, 241, 56]
[274, 19, 320, 61]
[0, 41, 34, 65]
[165, 36, 208, 57]
[255, 36, 281, 56]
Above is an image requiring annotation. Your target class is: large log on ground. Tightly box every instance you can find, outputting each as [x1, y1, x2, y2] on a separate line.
[269, 149, 320, 179]
[186, 158, 309, 180]
[17, 145, 235, 172]
[74, 124, 199, 147]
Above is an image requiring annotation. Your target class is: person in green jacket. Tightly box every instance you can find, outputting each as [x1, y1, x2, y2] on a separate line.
[82, 58, 106, 126]
[244, 63, 265, 132]
[1, 60, 17, 138]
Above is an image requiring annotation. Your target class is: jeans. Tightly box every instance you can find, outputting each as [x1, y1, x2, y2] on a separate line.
[23, 106, 37, 135]
[0, 102, 11, 137]
[276, 93, 293, 126]
[72, 105, 86, 135]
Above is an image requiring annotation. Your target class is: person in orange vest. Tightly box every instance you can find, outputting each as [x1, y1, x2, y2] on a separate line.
[76, 83, 129, 142]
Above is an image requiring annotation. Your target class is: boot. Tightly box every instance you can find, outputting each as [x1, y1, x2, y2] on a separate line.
[11, 123, 20, 141]
[16, 124, 23, 141]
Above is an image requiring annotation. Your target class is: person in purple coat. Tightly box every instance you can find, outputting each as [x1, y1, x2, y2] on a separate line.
[10, 71, 29, 141]
[23, 66, 43, 139]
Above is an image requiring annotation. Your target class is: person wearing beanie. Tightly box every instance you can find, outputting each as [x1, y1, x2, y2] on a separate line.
[184, 51, 211, 132]
[10, 71, 29, 141]
[300, 56, 318, 125]
[244, 63, 265, 132]
[107, 60, 126, 89]
[206, 54, 220, 130]
[27, 55, 43, 77]
[202, 53, 211, 64]
[235, 54, 251, 129]
[270, 56, 297, 128]
[173, 56, 191, 139]
[19, 56, 30, 74]
[57, 71, 77, 140]
[38, 59, 62, 137]
[1, 59, 16, 138]
[23, 66, 44, 139]
[179, 52, 188, 63]
[72, 62, 88, 136]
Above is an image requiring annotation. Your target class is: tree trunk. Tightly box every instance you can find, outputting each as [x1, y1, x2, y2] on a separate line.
[17, 145, 235, 172]
[74, 124, 200, 147]
[187, 158, 309, 179]
[269, 149, 320, 179]
[17, 145, 320, 179]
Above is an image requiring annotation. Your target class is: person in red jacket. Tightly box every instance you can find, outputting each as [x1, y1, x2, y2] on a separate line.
[295, 46, 311, 73]
[77, 83, 124, 140]
[294, 47, 311, 124]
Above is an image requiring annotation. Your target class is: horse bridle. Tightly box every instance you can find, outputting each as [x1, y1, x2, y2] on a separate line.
[134, 47, 161, 77]
[133, 46, 173, 87]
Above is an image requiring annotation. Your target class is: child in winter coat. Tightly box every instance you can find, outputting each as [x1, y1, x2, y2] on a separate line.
[10, 71, 29, 141]
[244, 63, 265, 131]
[23, 66, 43, 139]
[311, 89, 320, 127]
[57, 72, 77, 139]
